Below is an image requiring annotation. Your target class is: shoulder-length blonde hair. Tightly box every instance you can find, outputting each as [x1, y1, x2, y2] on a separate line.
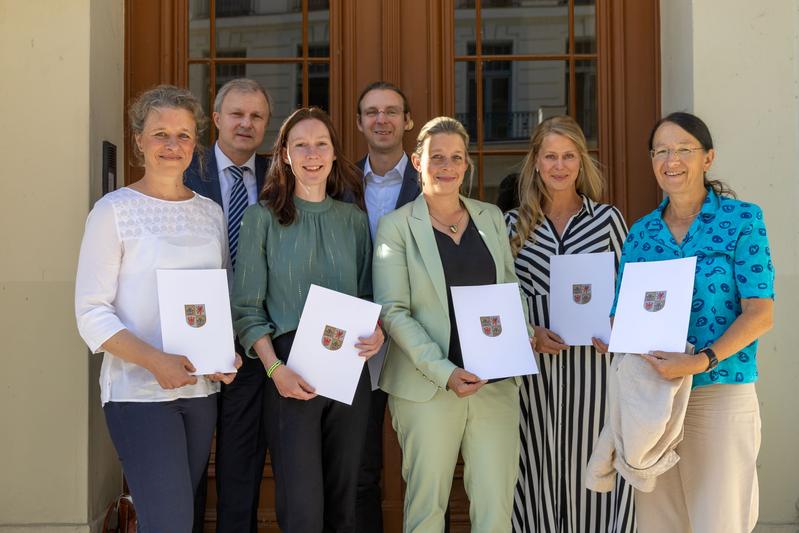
[510, 115, 604, 256]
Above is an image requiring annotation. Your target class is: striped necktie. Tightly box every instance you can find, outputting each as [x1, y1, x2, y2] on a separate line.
[227, 165, 248, 269]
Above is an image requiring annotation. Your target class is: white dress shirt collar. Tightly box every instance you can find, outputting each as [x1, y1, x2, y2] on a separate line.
[214, 143, 256, 175]
[363, 152, 408, 185]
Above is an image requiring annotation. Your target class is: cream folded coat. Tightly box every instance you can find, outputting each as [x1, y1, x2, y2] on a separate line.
[586, 352, 693, 493]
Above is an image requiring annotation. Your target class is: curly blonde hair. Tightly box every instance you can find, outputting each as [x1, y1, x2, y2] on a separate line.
[510, 116, 604, 256]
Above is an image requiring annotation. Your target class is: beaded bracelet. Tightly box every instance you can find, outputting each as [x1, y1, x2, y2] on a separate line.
[266, 360, 283, 379]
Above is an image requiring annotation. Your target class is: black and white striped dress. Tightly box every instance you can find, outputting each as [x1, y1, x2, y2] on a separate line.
[506, 196, 636, 533]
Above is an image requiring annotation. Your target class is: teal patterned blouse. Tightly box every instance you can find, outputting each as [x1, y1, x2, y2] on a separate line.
[611, 188, 774, 388]
[232, 195, 372, 358]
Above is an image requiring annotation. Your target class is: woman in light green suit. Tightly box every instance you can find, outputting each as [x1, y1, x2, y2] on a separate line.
[373, 116, 534, 532]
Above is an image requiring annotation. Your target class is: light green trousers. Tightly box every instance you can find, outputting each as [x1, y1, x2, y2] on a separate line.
[388, 379, 520, 533]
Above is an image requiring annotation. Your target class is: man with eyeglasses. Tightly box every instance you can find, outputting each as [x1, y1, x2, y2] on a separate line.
[354, 81, 420, 532]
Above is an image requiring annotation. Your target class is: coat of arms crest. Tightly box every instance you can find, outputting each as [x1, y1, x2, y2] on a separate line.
[643, 291, 667, 312]
[572, 283, 592, 305]
[480, 315, 502, 337]
[321, 325, 346, 351]
[184, 304, 207, 328]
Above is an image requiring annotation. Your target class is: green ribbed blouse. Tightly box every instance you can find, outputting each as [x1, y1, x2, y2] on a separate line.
[231, 195, 372, 358]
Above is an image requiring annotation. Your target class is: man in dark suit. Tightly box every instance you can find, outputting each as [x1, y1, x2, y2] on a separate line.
[354, 81, 420, 533]
[185, 78, 271, 533]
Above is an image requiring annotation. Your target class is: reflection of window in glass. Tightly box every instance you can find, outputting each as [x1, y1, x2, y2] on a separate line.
[290, 0, 329, 11]
[295, 45, 330, 111]
[216, 52, 246, 93]
[464, 42, 514, 142]
[576, 67, 596, 142]
[216, 0, 253, 18]
[575, 39, 596, 142]
[455, 0, 517, 7]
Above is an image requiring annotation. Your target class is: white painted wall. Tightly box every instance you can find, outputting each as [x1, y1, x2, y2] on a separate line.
[660, 0, 799, 530]
[0, 0, 123, 530]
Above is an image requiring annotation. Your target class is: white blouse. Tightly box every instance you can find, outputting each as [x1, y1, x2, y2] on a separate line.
[75, 187, 226, 405]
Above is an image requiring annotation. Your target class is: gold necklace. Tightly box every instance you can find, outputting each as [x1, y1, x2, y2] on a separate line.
[430, 208, 467, 234]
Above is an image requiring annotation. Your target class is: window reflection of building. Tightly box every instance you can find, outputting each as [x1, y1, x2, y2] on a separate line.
[192, 0, 329, 17]
[296, 45, 330, 111]
[463, 43, 515, 143]
[216, 51, 246, 90]
[187, 0, 331, 152]
[453, 0, 596, 204]
[455, 0, 592, 8]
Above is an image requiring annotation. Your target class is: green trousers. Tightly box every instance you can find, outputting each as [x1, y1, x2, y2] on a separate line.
[388, 379, 520, 533]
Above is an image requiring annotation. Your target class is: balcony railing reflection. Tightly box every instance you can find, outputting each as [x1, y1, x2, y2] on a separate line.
[456, 110, 538, 142]
[193, 0, 328, 18]
[193, 0, 252, 18]
[454, 0, 591, 7]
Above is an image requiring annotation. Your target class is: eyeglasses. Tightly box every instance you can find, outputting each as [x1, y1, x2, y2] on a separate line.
[649, 147, 705, 160]
[361, 107, 403, 119]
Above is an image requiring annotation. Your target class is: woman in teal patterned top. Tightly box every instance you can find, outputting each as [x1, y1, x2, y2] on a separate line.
[609, 112, 774, 533]
[231, 107, 385, 533]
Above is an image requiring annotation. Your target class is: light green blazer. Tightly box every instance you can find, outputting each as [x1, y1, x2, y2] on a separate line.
[373, 194, 531, 403]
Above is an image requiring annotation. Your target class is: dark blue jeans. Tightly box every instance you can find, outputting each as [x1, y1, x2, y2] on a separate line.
[104, 395, 217, 533]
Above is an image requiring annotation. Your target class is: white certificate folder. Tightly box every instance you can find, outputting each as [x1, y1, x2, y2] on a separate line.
[451, 283, 538, 380]
[608, 257, 697, 354]
[549, 252, 615, 346]
[288, 284, 382, 405]
[156, 269, 237, 375]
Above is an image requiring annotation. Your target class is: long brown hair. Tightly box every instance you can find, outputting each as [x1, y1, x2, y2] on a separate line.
[260, 107, 364, 225]
[511, 115, 604, 256]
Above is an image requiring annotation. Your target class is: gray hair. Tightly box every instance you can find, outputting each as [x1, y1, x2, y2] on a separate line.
[214, 78, 273, 119]
[414, 116, 474, 194]
[128, 84, 207, 167]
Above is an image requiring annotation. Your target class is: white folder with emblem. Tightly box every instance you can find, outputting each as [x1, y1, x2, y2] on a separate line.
[156, 269, 237, 375]
[450, 282, 538, 380]
[608, 257, 697, 354]
[548, 252, 615, 346]
[288, 284, 381, 405]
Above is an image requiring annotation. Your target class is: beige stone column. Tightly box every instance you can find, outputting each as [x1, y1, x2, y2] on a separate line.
[0, 1, 124, 530]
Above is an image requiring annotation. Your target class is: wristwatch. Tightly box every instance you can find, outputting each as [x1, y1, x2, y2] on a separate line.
[699, 348, 719, 371]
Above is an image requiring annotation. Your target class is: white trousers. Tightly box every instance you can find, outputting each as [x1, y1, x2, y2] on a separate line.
[635, 383, 761, 533]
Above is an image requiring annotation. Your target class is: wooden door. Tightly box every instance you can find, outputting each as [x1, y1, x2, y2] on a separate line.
[125, 1, 661, 531]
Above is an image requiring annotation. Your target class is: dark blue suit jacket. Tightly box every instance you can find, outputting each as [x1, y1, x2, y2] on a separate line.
[356, 153, 421, 211]
[184, 144, 268, 209]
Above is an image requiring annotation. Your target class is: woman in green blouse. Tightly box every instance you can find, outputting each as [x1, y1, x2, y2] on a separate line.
[231, 107, 384, 532]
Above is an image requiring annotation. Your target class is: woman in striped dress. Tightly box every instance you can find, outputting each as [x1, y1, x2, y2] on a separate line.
[506, 116, 636, 533]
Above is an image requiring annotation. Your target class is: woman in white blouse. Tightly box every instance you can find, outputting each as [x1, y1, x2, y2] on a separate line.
[75, 85, 240, 531]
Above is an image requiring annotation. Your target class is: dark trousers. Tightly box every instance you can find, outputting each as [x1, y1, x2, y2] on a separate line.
[193, 348, 268, 533]
[215, 352, 269, 532]
[355, 388, 388, 532]
[104, 395, 217, 533]
[267, 333, 372, 533]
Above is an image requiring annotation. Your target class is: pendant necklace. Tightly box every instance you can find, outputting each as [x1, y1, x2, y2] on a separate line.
[430, 208, 467, 234]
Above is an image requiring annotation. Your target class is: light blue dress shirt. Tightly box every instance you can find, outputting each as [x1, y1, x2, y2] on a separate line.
[363, 153, 408, 239]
